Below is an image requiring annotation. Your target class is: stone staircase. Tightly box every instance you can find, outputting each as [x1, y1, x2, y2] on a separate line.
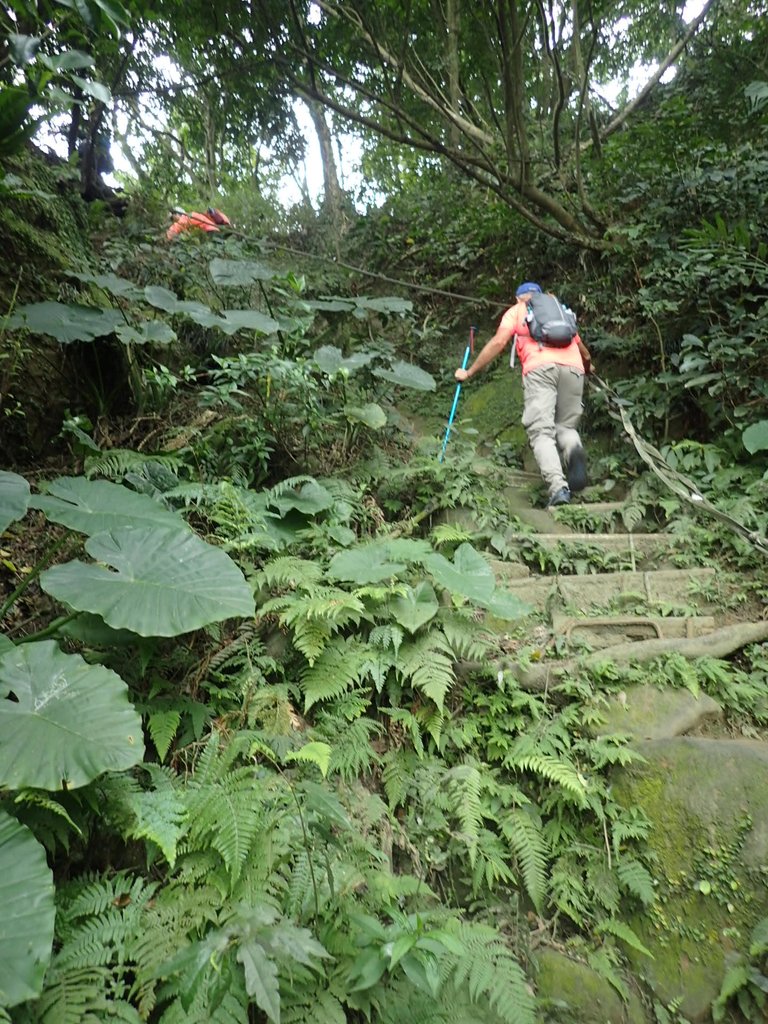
[479, 471, 768, 691]
[476, 464, 768, 1022]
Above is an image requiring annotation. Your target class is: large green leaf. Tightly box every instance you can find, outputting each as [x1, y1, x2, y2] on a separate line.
[116, 321, 177, 345]
[344, 403, 387, 429]
[41, 526, 255, 636]
[313, 345, 375, 375]
[328, 538, 432, 584]
[0, 471, 30, 533]
[6, 302, 123, 343]
[269, 480, 334, 516]
[0, 641, 144, 790]
[68, 270, 142, 299]
[141, 285, 278, 335]
[424, 543, 495, 603]
[0, 811, 55, 1008]
[743, 420, 768, 454]
[209, 257, 276, 284]
[389, 582, 439, 632]
[30, 476, 189, 536]
[354, 296, 413, 315]
[371, 361, 435, 391]
[216, 310, 279, 336]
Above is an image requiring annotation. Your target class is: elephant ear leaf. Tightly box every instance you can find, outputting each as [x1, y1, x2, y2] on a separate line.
[0, 641, 144, 791]
[0, 810, 55, 1008]
[0, 471, 30, 534]
[30, 476, 188, 536]
[40, 525, 255, 636]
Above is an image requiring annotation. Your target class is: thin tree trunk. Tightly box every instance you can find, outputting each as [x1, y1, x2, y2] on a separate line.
[305, 98, 346, 243]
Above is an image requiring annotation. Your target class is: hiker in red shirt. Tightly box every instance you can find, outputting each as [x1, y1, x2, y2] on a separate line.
[455, 282, 593, 507]
[166, 207, 231, 240]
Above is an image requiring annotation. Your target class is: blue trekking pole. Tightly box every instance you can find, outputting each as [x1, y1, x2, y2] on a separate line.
[439, 325, 476, 462]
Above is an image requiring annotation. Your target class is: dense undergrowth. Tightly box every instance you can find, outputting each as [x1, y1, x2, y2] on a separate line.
[3, 41, 768, 1018]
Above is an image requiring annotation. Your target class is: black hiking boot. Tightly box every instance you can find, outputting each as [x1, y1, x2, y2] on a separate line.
[547, 486, 571, 508]
[566, 446, 588, 493]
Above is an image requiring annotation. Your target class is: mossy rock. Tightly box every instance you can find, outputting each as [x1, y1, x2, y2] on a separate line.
[458, 364, 526, 451]
[535, 948, 648, 1023]
[612, 737, 768, 1022]
[0, 146, 92, 306]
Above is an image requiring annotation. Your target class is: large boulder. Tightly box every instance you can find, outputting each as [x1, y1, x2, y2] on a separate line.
[612, 737, 768, 1021]
[535, 948, 648, 1023]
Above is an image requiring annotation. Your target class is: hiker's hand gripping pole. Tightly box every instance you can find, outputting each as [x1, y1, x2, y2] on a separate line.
[439, 326, 476, 462]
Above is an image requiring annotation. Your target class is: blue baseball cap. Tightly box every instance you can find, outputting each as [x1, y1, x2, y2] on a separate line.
[515, 282, 542, 297]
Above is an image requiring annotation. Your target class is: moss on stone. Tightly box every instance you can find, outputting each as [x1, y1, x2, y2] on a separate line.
[612, 738, 768, 1021]
[459, 365, 525, 451]
[535, 949, 648, 1023]
[0, 148, 92, 308]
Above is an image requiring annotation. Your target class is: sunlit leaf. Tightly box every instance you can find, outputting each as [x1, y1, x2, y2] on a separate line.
[68, 270, 140, 298]
[117, 321, 177, 345]
[269, 480, 334, 515]
[285, 741, 332, 777]
[8, 34, 40, 64]
[71, 75, 112, 104]
[424, 543, 495, 603]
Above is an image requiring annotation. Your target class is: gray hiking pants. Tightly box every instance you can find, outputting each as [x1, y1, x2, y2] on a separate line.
[521, 364, 585, 498]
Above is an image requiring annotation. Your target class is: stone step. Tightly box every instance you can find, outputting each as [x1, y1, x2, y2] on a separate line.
[510, 532, 680, 568]
[494, 566, 720, 614]
[551, 612, 717, 646]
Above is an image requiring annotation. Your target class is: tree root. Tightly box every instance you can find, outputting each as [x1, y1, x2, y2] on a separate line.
[511, 620, 768, 692]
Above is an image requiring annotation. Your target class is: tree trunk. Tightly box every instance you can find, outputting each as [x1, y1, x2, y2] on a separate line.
[305, 98, 347, 245]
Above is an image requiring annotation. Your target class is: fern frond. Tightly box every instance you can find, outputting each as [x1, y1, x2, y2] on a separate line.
[501, 808, 549, 913]
[265, 474, 318, 498]
[282, 990, 346, 1024]
[382, 708, 426, 757]
[182, 768, 266, 887]
[257, 556, 325, 590]
[370, 623, 405, 659]
[300, 638, 374, 710]
[33, 965, 113, 1024]
[439, 611, 494, 663]
[471, 828, 515, 892]
[616, 857, 656, 908]
[381, 749, 419, 808]
[398, 632, 456, 711]
[430, 524, 475, 546]
[285, 850, 314, 918]
[506, 753, 588, 807]
[13, 787, 83, 837]
[322, 716, 383, 782]
[445, 763, 483, 865]
[84, 448, 183, 481]
[452, 923, 535, 1024]
[596, 918, 654, 958]
[148, 709, 181, 762]
[414, 703, 445, 746]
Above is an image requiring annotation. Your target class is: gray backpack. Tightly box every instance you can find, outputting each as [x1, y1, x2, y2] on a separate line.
[526, 293, 578, 347]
